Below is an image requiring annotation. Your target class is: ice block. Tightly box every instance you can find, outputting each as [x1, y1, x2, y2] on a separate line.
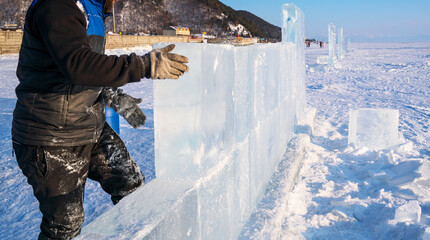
[348, 108, 400, 150]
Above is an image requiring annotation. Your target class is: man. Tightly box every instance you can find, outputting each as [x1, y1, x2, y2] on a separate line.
[12, 0, 189, 239]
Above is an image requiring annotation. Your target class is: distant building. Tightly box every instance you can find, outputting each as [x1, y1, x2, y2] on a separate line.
[1, 23, 19, 31]
[163, 29, 176, 36]
[163, 26, 190, 36]
[193, 32, 216, 39]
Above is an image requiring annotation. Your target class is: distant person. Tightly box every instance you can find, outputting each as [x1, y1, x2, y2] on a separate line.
[320, 41, 324, 48]
[13, 0, 189, 239]
[306, 41, 311, 47]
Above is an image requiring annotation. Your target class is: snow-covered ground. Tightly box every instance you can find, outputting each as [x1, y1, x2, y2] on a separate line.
[278, 42, 430, 239]
[0, 42, 429, 239]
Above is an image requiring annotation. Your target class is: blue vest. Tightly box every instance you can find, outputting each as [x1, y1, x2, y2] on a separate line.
[31, 0, 106, 37]
[78, 0, 106, 37]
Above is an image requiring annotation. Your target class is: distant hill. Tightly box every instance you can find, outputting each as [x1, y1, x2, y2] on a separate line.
[0, 0, 31, 27]
[236, 10, 281, 41]
[1, 0, 281, 42]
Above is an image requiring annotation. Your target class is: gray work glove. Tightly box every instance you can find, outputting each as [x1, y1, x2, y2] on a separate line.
[103, 88, 146, 128]
[149, 44, 189, 79]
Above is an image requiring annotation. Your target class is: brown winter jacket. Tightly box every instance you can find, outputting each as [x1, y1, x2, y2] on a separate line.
[12, 0, 150, 146]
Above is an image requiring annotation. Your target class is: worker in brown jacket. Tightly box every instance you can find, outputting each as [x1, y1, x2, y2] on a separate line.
[12, 0, 189, 239]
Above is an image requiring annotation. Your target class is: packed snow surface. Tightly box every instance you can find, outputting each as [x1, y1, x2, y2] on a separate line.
[278, 42, 430, 239]
[0, 42, 429, 239]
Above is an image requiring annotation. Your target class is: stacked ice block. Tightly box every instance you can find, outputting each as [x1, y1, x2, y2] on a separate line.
[346, 37, 351, 54]
[282, 3, 304, 46]
[80, 3, 307, 239]
[328, 23, 336, 66]
[338, 27, 345, 59]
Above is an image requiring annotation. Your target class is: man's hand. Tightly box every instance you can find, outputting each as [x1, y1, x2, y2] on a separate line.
[149, 44, 189, 79]
[103, 88, 146, 128]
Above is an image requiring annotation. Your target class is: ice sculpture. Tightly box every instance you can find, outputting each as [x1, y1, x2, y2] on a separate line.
[348, 108, 399, 150]
[338, 27, 344, 59]
[79, 3, 307, 239]
[328, 23, 336, 66]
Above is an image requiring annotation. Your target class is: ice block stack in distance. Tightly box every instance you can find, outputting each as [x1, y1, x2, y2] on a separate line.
[328, 23, 336, 66]
[338, 27, 344, 59]
[80, 4, 307, 240]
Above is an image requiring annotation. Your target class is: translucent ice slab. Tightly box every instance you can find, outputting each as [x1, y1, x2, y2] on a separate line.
[348, 108, 399, 150]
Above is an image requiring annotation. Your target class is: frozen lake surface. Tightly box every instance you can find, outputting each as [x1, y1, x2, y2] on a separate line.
[0, 42, 429, 239]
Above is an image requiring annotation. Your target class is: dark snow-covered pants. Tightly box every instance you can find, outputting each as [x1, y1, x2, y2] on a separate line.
[13, 123, 145, 240]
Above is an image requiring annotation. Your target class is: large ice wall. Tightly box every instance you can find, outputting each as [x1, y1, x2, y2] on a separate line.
[80, 3, 306, 239]
[153, 43, 305, 181]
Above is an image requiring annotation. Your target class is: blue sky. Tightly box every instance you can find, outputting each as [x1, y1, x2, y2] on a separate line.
[219, 0, 430, 42]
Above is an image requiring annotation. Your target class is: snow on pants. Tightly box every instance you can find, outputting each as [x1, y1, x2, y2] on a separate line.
[13, 123, 145, 240]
